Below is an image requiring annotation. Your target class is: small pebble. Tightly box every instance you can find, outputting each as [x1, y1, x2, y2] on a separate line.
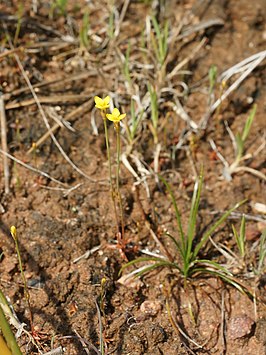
[228, 315, 254, 340]
[140, 300, 162, 316]
[246, 225, 260, 241]
[117, 274, 143, 290]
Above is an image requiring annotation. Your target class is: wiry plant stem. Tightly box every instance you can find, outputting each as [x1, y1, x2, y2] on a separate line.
[102, 112, 120, 235]
[115, 123, 125, 240]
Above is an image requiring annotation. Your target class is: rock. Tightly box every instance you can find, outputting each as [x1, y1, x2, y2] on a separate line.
[255, 318, 266, 345]
[140, 300, 162, 317]
[246, 225, 261, 241]
[228, 315, 255, 340]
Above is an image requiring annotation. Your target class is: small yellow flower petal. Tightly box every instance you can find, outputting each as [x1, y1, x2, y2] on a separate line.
[94, 96, 102, 105]
[10, 225, 17, 240]
[119, 113, 126, 120]
[94, 95, 110, 110]
[112, 108, 120, 118]
[106, 108, 126, 123]
[103, 96, 110, 105]
[106, 113, 114, 121]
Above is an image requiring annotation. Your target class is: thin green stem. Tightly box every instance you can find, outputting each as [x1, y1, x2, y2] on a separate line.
[115, 123, 125, 240]
[102, 112, 120, 234]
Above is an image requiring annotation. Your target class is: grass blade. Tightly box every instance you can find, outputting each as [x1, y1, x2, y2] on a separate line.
[158, 175, 186, 253]
[192, 268, 245, 293]
[193, 259, 232, 276]
[232, 216, 246, 259]
[239, 215, 246, 257]
[186, 173, 203, 262]
[192, 200, 246, 259]
[165, 232, 184, 259]
[119, 256, 167, 274]
[241, 104, 256, 142]
[133, 261, 179, 276]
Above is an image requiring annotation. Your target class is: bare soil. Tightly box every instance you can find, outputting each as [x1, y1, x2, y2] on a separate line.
[0, 0, 265, 354]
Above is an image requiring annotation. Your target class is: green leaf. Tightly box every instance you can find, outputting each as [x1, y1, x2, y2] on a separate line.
[192, 199, 247, 259]
[239, 215, 246, 257]
[232, 224, 240, 254]
[235, 132, 244, 160]
[119, 256, 167, 275]
[151, 15, 168, 65]
[158, 175, 186, 253]
[192, 268, 245, 293]
[193, 259, 232, 276]
[134, 261, 177, 277]
[186, 172, 203, 262]
[148, 83, 158, 131]
[165, 232, 184, 259]
[241, 104, 256, 142]
[232, 216, 245, 259]
[209, 65, 217, 93]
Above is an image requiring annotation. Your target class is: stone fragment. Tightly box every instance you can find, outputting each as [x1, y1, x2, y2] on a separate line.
[228, 315, 254, 340]
[140, 300, 162, 316]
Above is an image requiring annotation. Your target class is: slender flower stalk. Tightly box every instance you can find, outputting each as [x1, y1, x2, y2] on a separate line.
[94, 98, 127, 255]
[114, 122, 125, 240]
[106, 108, 126, 243]
[94, 96, 120, 234]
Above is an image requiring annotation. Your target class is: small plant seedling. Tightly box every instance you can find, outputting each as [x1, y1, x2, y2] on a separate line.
[222, 104, 263, 181]
[150, 15, 169, 67]
[209, 64, 217, 95]
[122, 42, 132, 88]
[49, 0, 68, 18]
[14, 2, 24, 46]
[121, 172, 246, 291]
[211, 217, 265, 279]
[208, 64, 217, 107]
[232, 215, 246, 260]
[107, 0, 115, 40]
[79, 9, 90, 51]
[213, 79, 227, 122]
[235, 105, 256, 162]
[125, 99, 144, 147]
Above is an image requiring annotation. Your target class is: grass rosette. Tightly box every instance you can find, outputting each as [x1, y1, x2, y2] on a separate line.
[121, 172, 247, 292]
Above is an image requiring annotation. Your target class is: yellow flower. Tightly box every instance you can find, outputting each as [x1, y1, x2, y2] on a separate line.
[94, 96, 110, 110]
[10, 226, 17, 240]
[106, 108, 126, 123]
